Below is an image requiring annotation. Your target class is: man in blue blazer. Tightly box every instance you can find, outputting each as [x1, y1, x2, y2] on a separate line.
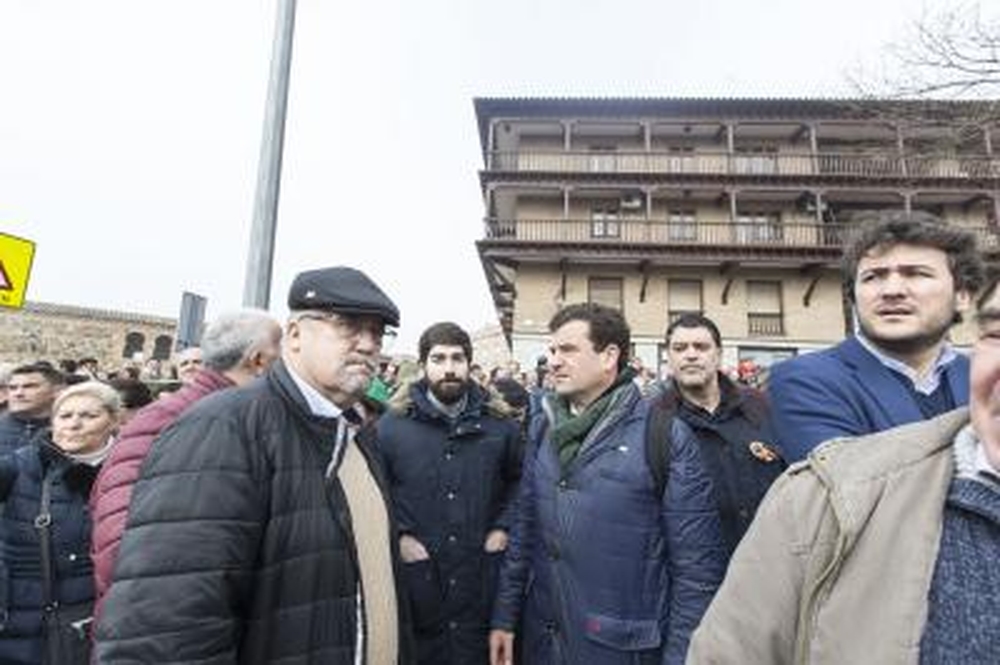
[770, 211, 985, 462]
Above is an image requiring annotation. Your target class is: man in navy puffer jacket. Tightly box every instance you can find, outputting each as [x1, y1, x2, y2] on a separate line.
[490, 303, 726, 665]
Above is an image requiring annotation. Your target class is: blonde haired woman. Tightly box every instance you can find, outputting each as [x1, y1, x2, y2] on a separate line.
[0, 381, 120, 664]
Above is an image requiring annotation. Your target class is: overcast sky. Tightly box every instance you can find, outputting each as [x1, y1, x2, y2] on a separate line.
[0, 0, 958, 352]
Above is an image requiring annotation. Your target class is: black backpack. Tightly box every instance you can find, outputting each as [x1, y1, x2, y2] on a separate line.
[644, 392, 677, 498]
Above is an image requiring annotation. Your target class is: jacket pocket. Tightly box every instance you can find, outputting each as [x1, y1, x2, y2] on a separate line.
[401, 558, 444, 633]
[583, 613, 662, 651]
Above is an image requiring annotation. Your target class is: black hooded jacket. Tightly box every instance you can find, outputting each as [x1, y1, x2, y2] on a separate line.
[374, 380, 522, 664]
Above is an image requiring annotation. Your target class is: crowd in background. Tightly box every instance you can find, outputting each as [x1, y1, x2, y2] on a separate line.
[0, 210, 998, 664]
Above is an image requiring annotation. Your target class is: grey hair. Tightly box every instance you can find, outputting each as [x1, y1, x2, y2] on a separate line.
[54, 380, 122, 419]
[201, 309, 280, 371]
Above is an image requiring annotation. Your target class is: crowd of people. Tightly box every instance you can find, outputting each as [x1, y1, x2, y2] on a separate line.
[0, 209, 996, 664]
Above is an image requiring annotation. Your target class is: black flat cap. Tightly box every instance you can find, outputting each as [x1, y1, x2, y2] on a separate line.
[288, 267, 400, 327]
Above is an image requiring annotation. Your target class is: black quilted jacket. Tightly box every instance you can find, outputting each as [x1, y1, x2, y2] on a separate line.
[93, 360, 414, 664]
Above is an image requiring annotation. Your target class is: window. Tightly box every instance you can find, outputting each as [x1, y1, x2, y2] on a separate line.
[122, 331, 145, 359]
[152, 335, 174, 361]
[734, 211, 782, 243]
[668, 279, 703, 323]
[734, 145, 778, 174]
[668, 209, 697, 241]
[746, 281, 784, 336]
[591, 204, 620, 238]
[589, 277, 623, 311]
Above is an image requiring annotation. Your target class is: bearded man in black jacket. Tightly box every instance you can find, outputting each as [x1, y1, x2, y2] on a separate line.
[375, 322, 522, 665]
[94, 266, 414, 665]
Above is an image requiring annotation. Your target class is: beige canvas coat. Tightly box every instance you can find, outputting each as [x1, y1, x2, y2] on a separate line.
[687, 408, 969, 665]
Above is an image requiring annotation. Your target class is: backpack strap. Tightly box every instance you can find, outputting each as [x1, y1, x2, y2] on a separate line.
[645, 390, 678, 498]
[35, 470, 57, 616]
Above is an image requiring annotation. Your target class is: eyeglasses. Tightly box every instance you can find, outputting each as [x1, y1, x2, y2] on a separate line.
[295, 311, 397, 345]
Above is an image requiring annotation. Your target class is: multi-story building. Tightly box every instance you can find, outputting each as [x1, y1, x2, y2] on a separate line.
[474, 98, 1000, 376]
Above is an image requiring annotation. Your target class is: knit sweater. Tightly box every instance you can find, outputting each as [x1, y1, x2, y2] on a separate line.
[919, 428, 1000, 664]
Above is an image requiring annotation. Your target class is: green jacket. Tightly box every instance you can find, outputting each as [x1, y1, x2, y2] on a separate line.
[688, 408, 969, 665]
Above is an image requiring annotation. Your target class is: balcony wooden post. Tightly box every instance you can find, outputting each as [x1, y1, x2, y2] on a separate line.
[814, 191, 823, 223]
[902, 191, 913, 214]
[896, 124, 908, 177]
[809, 124, 819, 175]
[729, 189, 738, 225]
[562, 121, 573, 151]
[726, 123, 735, 174]
[985, 126, 993, 156]
[563, 187, 571, 219]
[487, 120, 495, 169]
[644, 121, 652, 152]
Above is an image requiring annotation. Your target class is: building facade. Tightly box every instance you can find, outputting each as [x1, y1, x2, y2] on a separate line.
[474, 98, 1000, 375]
[0, 301, 177, 371]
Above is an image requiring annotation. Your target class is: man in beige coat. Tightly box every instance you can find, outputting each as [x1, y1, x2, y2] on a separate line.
[688, 277, 1000, 665]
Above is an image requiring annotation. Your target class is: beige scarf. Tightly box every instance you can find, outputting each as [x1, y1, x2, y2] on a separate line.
[335, 425, 399, 665]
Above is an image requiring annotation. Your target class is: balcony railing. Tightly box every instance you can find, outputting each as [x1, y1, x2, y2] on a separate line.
[482, 218, 1000, 251]
[488, 150, 1000, 179]
[748, 313, 785, 336]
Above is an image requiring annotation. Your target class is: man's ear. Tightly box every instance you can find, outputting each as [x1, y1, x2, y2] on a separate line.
[955, 289, 972, 314]
[284, 319, 303, 354]
[603, 344, 621, 371]
[247, 349, 267, 375]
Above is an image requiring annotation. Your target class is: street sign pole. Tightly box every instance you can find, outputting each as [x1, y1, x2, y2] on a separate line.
[243, 0, 297, 309]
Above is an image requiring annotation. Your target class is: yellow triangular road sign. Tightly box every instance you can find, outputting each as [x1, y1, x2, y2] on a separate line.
[0, 232, 36, 309]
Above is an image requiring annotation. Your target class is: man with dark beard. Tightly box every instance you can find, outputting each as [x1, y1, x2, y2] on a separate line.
[769, 211, 984, 461]
[375, 322, 522, 665]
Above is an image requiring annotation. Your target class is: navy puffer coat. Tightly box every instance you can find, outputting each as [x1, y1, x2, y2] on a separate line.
[493, 383, 727, 665]
[0, 442, 98, 665]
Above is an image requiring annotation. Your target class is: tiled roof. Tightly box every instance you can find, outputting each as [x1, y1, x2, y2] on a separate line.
[473, 96, 997, 156]
[19, 301, 177, 326]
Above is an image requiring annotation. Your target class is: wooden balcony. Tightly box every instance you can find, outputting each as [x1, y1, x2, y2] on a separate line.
[748, 313, 785, 336]
[482, 218, 1000, 251]
[479, 218, 1000, 268]
[488, 150, 1000, 180]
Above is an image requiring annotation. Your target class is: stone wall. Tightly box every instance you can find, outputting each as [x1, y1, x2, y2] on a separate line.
[0, 301, 177, 372]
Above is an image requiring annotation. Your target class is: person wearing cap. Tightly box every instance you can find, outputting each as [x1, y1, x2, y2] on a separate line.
[375, 322, 522, 665]
[94, 267, 414, 665]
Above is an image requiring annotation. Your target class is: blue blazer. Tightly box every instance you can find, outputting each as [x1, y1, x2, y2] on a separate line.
[768, 336, 970, 462]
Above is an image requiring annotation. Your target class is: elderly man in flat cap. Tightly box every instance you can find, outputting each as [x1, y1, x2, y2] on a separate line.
[95, 267, 414, 665]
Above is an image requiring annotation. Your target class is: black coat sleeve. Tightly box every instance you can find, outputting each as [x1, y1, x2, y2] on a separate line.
[0, 452, 18, 501]
[93, 406, 268, 664]
[492, 419, 524, 533]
